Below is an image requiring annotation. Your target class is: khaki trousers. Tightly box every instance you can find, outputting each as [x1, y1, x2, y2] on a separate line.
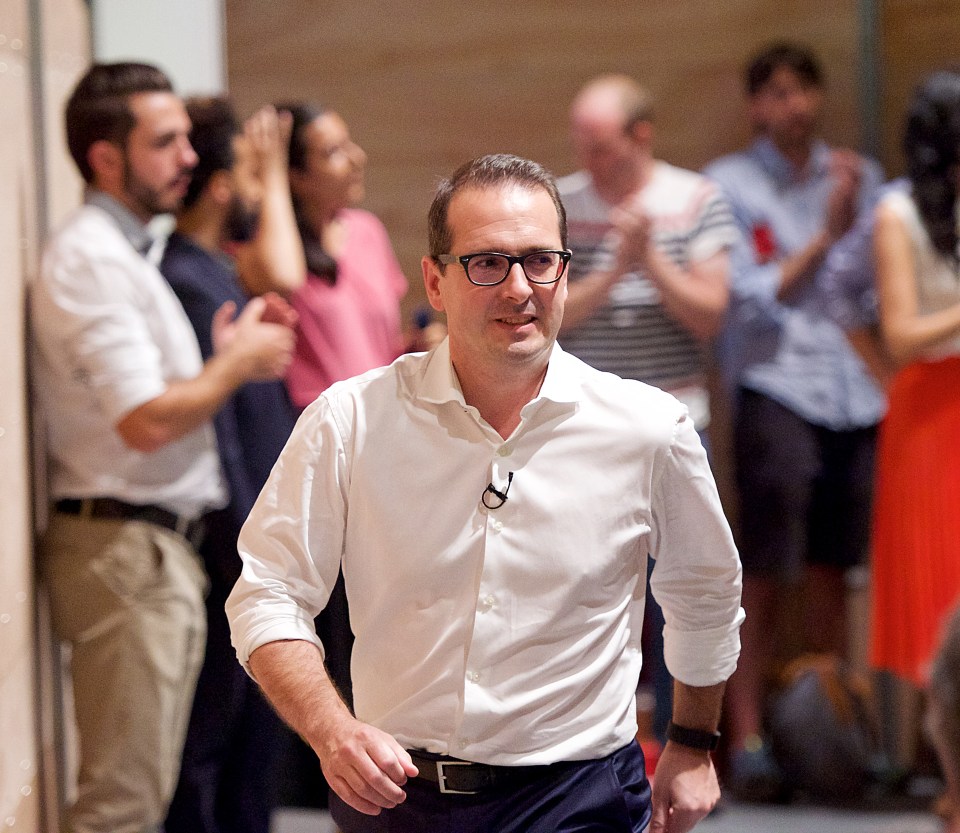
[41, 513, 207, 833]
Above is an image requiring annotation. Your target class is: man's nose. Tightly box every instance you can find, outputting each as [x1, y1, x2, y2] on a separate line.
[181, 138, 199, 169]
[501, 261, 533, 299]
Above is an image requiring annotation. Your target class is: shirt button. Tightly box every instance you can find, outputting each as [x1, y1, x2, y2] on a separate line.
[491, 520, 503, 533]
[466, 670, 481, 683]
[497, 445, 511, 457]
[481, 594, 496, 610]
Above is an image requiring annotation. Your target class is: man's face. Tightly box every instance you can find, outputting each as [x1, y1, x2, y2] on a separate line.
[750, 66, 822, 152]
[423, 183, 567, 376]
[570, 105, 637, 195]
[120, 91, 197, 220]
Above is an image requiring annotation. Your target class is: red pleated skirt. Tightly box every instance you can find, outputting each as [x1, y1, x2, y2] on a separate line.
[870, 356, 960, 687]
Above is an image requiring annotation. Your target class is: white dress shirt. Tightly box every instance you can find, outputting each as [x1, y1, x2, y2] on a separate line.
[227, 339, 743, 765]
[31, 191, 225, 517]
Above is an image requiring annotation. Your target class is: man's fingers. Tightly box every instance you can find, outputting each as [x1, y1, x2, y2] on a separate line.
[649, 798, 669, 831]
[327, 774, 387, 816]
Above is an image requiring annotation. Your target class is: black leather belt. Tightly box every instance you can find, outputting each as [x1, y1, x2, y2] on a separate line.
[407, 751, 564, 795]
[55, 497, 206, 545]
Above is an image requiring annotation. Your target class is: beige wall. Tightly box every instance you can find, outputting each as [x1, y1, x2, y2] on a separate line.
[1, 0, 88, 829]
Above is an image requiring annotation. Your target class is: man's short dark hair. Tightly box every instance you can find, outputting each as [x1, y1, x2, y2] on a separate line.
[428, 154, 567, 259]
[65, 61, 174, 183]
[183, 96, 240, 209]
[745, 42, 823, 96]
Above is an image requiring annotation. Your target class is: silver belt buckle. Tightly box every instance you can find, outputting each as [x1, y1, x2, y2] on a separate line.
[436, 760, 477, 795]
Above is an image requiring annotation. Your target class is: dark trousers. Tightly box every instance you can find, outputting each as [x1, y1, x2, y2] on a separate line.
[165, 579, 289, 833]
[329, 741, 651, 833]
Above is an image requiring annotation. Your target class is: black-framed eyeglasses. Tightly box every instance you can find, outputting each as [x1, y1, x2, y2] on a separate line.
[436, 250, 572, 287]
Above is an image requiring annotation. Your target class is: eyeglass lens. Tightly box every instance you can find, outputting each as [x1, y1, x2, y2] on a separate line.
[467, 252, 564, 285]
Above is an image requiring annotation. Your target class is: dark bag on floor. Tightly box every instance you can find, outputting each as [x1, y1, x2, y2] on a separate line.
[768, 653, 881, 802]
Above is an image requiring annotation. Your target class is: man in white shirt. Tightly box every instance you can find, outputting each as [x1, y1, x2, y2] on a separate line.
[227, 154, 743, 833]
[31, 62, 295, 833]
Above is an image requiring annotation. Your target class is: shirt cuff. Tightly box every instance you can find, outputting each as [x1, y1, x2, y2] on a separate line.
[663, 607, 745, 687]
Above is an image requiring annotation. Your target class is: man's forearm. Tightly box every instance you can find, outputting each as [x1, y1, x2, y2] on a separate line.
[670, 680, 726, 733]
[559, 265, 623, 332]
[249, 639, 353, 750]
[114, 347, 256, 453]
[643, 248, 729, 342]
[776, 230, 830, 301]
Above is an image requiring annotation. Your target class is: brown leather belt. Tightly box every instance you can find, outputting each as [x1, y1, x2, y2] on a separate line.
[55, 497, 206, 545]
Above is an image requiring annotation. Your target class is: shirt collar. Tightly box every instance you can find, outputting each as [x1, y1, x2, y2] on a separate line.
[751, 136, 831, 183]
[416, 338, 581, 409]
[85, 189, 156, 257]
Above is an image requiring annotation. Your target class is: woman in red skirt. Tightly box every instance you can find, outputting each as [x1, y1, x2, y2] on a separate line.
[871, 69, 960, 689]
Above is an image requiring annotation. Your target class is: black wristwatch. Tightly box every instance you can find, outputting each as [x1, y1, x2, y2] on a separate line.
[666, 721, 721, 751]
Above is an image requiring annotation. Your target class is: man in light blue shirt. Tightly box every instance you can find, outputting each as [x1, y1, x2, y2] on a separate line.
[704, 41, 885, 800]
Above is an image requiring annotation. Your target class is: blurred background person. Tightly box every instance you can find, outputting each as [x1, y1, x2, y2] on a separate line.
[558, 73, 736, 759]
[31, 62, 296, 833]
[704, 42, 885, 800]
[280, 101, 409, 411]
[160, 96, 302, 833]
[870, 68, 960, 766]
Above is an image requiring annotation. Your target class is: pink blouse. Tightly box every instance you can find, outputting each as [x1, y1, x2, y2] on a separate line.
[286, 209, 408, 410]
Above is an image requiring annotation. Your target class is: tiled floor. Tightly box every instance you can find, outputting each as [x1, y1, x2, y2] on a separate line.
[272, 802, 942, 833]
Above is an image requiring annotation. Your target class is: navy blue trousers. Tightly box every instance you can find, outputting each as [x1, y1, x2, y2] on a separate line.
[330, 741, 650, 833]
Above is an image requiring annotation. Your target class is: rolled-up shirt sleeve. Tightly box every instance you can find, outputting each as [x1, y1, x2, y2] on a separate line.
[226, 396, 350, 673]
[648, 412, 744, 687]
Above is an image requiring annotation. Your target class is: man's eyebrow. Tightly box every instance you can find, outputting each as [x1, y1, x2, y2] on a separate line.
[151, 130, 182, 146]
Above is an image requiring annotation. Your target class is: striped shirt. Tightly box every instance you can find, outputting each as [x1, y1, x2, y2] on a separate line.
[558, 163, 737, 427]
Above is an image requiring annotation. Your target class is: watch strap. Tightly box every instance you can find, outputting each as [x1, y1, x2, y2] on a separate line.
[666, 721, 721, 751]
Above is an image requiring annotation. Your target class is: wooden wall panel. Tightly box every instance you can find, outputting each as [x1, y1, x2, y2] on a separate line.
[226, 0, 863, 316]
[880, 0, 960, 176]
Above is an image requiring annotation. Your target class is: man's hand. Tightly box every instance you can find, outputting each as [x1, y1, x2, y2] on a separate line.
[610, 192, 655, 271]
[211, 295, 296, 381]
[313, 711, 420, 815]
[826, 149, 863, 242]
[649, 743, 721, 833]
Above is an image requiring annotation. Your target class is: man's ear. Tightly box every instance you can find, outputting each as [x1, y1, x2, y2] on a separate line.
[421, 256, 446, 313]
[87, 139, 124, 187]
[208, 169, 233, 206]
[627, 119, 653, 147]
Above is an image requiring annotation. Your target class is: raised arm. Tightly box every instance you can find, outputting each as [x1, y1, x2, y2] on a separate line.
[248, 639, 418, 815]
[233, 106, 306, 297]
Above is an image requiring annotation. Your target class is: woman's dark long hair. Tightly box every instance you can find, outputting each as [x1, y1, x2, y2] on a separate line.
[277, 101, 338, 282]
[904, 70, 960, 261]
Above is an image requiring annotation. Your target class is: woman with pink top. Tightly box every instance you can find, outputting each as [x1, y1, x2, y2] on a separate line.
[281, 102, 409, 411]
